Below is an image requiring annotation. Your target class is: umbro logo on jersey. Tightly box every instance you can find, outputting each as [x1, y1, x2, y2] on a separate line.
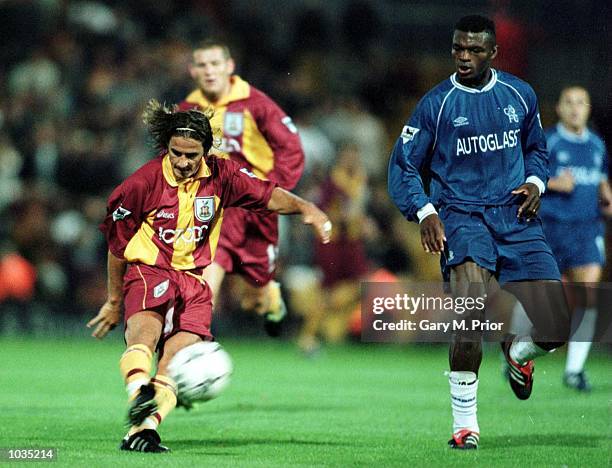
[400, 125, 420, 144]
[557, 151, 570, 163]
[452, 116, 469, 127]
[112, 206, 131, 221]
[504, 105, 519, 123]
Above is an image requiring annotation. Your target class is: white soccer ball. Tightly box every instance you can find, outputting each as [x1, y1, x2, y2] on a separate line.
[167, 341, 233, 405]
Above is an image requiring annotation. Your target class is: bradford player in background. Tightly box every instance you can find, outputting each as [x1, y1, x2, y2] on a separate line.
[86, 101, 330, 452]
[179, 40, 305, 336]
[388, 15, 571, 450]
[539, 86, 612, 392]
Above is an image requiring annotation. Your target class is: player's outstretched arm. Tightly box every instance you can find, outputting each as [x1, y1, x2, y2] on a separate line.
[86, 250, 127, 339]
[267, 187, 331, 244]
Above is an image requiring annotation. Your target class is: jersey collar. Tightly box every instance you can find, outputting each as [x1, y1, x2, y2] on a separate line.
[162, 153, 211, 187]
[185, 75, 250, 108]
[450, 68, 497, 93]
[556, 122, 590, 143]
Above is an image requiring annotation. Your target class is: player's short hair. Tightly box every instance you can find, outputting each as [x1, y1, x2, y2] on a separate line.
[455, 15, 496, 41]
[193, 39, 232, 59]
[142, 100, 214, 153]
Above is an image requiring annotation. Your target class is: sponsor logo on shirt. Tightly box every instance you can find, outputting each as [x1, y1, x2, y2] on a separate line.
[194, 197, 215, 222]
[224, 112, 244, 137]
[153, 279, 170, 298]
[456, 130, 521, 156]
[452, 116, 469, 127]
[158, 225, 209, 246]
[112, 206, 131, 221]
[503, 105, 519, 123]
[156, 210, 175, 219]
[555, 166, 602, 185]
[219, 137, 242, 153]
[400, 125, 420, 144]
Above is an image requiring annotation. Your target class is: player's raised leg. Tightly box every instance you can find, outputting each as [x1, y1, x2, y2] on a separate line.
[501, 281, 571, 400]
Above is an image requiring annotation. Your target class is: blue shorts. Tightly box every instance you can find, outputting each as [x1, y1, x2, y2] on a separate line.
[541, 217, 605, 272]
[439, 204, 561, 283]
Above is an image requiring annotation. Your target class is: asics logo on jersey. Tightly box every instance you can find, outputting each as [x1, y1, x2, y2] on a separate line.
[156, 210, 175, 219]
[401, 125, 420, 144]
[456, 130, 521, 156]
[452, 116, 469, 127]
[504, 105, 519, 123]
[158, 226, 208, 246]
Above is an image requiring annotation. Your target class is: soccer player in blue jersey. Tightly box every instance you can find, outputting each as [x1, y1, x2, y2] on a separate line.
[388, 15, 571, 449]
[540, 86, 612, 392]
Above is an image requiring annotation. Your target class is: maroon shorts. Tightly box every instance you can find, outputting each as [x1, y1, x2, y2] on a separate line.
[123, 264, 213, 340]
[215, 208, 279, 287]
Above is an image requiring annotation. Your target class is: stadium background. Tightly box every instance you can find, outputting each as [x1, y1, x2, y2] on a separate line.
[0, 0, 609, 338]
[1, 1, 610, 466]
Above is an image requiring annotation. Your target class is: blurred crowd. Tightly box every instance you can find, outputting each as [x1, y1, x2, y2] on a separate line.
[0, 0, 608, 340]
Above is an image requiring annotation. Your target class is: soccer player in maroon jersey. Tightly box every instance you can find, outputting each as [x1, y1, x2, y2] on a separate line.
[178, 40, 305, 336]
[86, 101, 331, 452]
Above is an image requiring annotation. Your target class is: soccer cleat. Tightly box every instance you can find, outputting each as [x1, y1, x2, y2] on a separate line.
[448, 429, 479, 450]
[263, 281, 287, 338]
[120, 429, 169, 453]
[501, 335, 534, 400]
[127, 383, 157, 426]
[563, 371, 592, 392]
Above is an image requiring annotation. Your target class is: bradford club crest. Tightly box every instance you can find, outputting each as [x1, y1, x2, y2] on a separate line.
[224, 112, 244, 137]
[194, 197, 215, 222]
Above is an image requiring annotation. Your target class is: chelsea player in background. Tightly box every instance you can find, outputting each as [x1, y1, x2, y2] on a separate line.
[540, 86, 612, 392]
[388, 15, 571, 450]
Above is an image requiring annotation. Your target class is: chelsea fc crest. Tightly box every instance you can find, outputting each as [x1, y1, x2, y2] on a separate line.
[194, 197, 215, 222]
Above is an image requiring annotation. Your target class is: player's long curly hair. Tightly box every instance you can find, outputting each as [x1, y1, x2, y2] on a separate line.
[142, 99, 214, 153]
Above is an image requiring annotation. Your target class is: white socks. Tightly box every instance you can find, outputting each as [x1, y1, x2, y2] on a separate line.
[565, 308, 597, 373]
[449, 371, 479, 434]
[509, 335, 550, 365]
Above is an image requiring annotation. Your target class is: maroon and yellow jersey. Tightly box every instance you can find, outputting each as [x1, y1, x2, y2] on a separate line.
[100, 155, 276, 271]
[179, 75, 304, 190]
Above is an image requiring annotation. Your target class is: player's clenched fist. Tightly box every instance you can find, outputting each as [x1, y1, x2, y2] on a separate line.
[420, 214, 446, 254]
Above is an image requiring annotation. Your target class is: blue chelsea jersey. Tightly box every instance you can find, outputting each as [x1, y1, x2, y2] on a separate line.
[388, 69, 548, 222]
[539, 123, 608, 221]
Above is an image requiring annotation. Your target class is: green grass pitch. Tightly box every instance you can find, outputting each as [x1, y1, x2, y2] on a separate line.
[2, 338, 610, 467]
